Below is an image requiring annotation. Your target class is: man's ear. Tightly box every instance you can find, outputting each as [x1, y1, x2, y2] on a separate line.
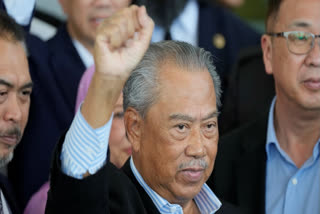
[124, 107, 143, 152]
[261, 35, 273, 75]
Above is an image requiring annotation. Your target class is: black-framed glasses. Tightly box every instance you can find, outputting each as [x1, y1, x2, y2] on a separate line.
[266, 31, 320, 55]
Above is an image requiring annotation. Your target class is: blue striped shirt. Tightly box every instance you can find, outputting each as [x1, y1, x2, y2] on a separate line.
[61, 106, 113, 179]
[265, 97, 320, 214]
[61, 106, 222, 213]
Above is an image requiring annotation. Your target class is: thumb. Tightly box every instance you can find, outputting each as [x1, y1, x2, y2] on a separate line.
[137, 6, 154, 44]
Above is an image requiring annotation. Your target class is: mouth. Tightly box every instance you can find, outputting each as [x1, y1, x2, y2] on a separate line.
[0, 135, 19, 147]
[303, 78, 320, 91]
[180, 168, 205, 183]
[90, 17, 108, 27]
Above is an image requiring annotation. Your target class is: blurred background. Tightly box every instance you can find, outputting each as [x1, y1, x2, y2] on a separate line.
[32, 0, 267, 40]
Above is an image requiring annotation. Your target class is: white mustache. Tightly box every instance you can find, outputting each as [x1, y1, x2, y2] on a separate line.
[178, 159, 208, 170]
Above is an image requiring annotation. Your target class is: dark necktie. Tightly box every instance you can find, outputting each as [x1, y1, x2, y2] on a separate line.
[165, 30, 172, 40]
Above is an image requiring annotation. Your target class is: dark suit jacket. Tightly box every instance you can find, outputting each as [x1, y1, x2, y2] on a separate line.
[219, 46, 275, 135]
[0, 174, 20, 214]
[198, 2, 261, 91]
[208, 112, 269, 214]
[45, 135, 148, 214]
[46, 134, 242, 214]
[7, 25, 87, 208]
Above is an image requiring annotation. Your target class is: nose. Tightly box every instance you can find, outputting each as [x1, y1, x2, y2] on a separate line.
[4, 94, 22, 123]
[185, 129, 206, 158]
[305, 37, 320, 67]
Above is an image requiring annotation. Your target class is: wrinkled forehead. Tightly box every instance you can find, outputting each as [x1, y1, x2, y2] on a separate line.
[0, 39, 30, 81]
[275, 0, 320, 31]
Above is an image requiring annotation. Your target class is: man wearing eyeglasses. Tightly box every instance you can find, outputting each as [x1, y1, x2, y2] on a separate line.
[208, 0, 320, 213]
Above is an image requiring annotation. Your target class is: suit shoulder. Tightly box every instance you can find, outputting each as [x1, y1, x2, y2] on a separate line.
[219, 116, 268, 154]
[200, 3, 260, 36]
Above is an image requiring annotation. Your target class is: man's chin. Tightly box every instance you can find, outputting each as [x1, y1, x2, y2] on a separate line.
[0, 151, 13, 168]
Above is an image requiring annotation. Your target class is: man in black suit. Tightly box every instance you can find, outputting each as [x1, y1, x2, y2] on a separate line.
[46, 5, 238, 214]
[209, 0, 320, 213]
[0, 12, 33, 214]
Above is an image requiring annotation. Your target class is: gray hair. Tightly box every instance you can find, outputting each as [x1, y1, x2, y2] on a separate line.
[123, 40, 222, 118]
[0, 150, 13, 168]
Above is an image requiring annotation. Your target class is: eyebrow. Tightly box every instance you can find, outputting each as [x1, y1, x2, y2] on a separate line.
[0, 79, 13, 88]
[20, 82, 33, 90]
[202, 111, 220, 121]
[0, 79, 33, 90]
[169, 111, 220, 122]
[289, 21, 312, 29]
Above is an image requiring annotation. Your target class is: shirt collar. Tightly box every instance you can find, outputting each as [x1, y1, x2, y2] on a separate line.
[266, 96, 278, 158]
[4, 0, 35, 25]
[72, 39, 94, 69]
[266, 97, 297, 164]
[0, 189, 11, 214]
[266, 96, 320, 166]
[130, 157, 221, 214]
[151, 0, 199, 46]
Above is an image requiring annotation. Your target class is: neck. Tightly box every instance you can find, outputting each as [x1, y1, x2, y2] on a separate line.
[274, 97, 320, 168]
[183, 199, 200, 214]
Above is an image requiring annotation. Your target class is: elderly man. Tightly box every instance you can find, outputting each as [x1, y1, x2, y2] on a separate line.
[0, 12, 33, 214]
[45, 5, 237, 214]
[1, 0, 259, 207]
[209, 0, 320, 213]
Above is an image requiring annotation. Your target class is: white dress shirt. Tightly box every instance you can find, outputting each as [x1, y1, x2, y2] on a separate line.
[151, 0, 199, 46]
[0, 189, 11, 214]
[72, 39, 94, 69]
[3, 0, 35, 25]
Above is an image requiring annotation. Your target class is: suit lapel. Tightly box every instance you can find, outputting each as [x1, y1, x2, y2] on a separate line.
[0, 174, 20, 214]
[0, 1, 6, 10]
[122, 160, 160, 214]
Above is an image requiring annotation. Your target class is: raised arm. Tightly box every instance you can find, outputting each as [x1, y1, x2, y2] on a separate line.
[82, 5, 154, 129]
[46, 6, 154, 214]
[60, 5, 154, 178]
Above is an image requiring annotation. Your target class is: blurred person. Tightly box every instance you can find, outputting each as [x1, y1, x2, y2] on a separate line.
[0, 11, 33, 214]
[135, 0, 260, 94]
[46, 5, 239, 214]
[209, 0, 320, 213]
[0, 0, 132, 208]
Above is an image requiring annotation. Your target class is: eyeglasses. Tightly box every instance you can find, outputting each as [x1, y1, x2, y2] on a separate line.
[266, 31, 320, 55]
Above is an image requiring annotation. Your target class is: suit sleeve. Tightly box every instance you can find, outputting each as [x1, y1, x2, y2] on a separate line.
[60, 106, 113, 179]
[45, 132, 111, 214]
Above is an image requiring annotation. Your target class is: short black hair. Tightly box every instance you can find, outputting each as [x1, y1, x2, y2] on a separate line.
[0, 10, 25, 43]
[266, 0, 283, 30]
